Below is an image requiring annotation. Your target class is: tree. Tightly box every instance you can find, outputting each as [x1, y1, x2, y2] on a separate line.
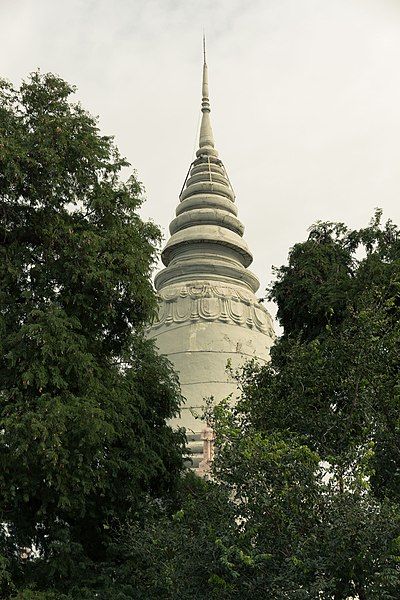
[207, 213, 400, 598]
[0, 72, 185, 596]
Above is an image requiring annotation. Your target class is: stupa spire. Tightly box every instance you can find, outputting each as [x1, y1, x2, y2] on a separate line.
[147, 41, 275, 472]
[154, 38, 261, 294]
[199, 35, 216, 152]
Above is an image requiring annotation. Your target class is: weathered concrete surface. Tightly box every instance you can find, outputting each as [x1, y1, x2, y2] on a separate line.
[147, 280, 274, 432]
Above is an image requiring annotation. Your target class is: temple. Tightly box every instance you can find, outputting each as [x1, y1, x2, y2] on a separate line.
[147, 40, 275, 472]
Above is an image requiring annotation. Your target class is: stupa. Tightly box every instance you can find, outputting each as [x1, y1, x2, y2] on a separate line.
[147, 41, 275, 471]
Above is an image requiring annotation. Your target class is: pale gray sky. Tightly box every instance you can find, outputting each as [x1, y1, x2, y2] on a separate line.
[2, 0, 400, 324]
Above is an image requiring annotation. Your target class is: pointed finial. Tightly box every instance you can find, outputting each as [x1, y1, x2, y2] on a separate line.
[201, 35, 209, 111]
[199, 34, 215, 150]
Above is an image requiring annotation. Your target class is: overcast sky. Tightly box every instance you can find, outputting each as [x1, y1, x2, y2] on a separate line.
[2, 0, 400, 325]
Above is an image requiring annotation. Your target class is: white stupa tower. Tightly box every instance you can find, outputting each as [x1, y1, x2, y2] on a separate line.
[147, 41, 275, 470]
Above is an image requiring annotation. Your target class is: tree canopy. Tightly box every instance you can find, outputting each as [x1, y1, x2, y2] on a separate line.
[0, 72, 185, 597]
[206, 213, 400, 598]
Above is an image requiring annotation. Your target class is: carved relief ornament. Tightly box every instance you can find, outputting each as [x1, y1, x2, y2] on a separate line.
[151, 282, 274, 336]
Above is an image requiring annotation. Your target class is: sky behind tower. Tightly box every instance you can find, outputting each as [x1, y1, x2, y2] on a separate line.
[2, 0, 400, 324]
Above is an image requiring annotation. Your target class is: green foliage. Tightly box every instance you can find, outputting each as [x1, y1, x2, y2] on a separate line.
[0, 72, 185, 596]
[271, 221, 353, 340]
[3, 474, 237, 599]
[101, 473, 238, 599]
[206, 212, 400, 598]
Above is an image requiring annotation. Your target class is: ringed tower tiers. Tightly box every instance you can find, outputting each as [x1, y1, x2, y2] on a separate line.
[147, 45, 275, 465]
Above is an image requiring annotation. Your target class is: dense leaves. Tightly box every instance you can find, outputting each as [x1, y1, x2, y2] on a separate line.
[206, 213, 400, 598]
[0, 72, 185, 595]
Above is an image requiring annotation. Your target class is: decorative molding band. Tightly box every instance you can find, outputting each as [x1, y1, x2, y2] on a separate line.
[150, 282, 275, 336]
